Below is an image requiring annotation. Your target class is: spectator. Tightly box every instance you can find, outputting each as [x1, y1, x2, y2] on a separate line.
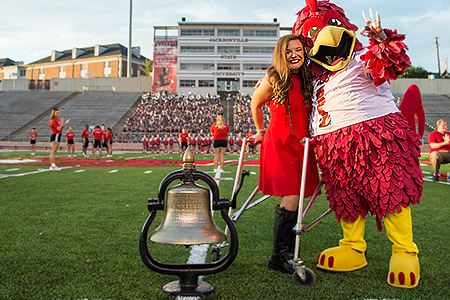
[65, 126, 75, 157]
[428, 119, 450, 181]
[29, 128, 38, 156]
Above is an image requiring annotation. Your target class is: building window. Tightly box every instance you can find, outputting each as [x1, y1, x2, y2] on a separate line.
[217, 46, 240, 54]
[81, 64, 87, 70]
[180, 46, 215, 53]
[180, 29, 214, 36]
[19, 70, 26, 77]
[243, 47, 274, 54]
[243, 63, 270, 70]
[59, 66, 66, 72]
[218, 29, 240, 36]
[243, 80, 259, 87]
[198, 80, 214, 87]
[217, 63, 240, 70]
[180, 63, 214, 70]
[243, 30, 277, 37]
[180, 80, 196, 87]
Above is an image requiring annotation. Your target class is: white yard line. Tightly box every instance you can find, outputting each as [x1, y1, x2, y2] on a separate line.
[0, 166, 72, 179]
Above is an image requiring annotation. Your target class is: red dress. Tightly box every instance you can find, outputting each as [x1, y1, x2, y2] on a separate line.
[259, 74, 320, 197]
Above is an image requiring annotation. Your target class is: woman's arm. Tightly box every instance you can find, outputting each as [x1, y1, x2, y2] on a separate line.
[251, 77, 273, 133]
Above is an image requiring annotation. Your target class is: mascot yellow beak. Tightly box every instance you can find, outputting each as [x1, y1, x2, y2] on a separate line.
[307, 26, 356, 72]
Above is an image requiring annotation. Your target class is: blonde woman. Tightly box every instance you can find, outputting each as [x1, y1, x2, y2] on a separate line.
[210, 114, 230, 172]
[49, 108, 70, 170]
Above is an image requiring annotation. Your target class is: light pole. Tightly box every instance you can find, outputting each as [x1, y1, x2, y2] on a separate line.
[127, 0, 132, 78]
[434, 36, 441, 77]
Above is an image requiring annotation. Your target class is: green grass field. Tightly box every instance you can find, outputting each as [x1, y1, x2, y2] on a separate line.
[0, 150, 449, 300]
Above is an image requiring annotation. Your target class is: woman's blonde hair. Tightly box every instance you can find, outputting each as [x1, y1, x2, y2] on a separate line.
[216, 114, 224, 128]
[49, 108, 58, 128]
[267, 34, 313, 106]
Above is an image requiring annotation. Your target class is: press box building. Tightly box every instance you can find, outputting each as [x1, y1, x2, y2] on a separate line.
[153, 19, 289, 96]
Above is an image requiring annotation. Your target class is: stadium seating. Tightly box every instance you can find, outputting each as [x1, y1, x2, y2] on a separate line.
[0, 91, 73, 141]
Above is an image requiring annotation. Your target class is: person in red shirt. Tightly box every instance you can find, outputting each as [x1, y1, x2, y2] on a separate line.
[168, 134, 174, 153]
[428, 119, 450, 181]
[163, 134, 169, 153]
[29, 128, 38, 156]
[149, 134, 155, 153]
[81, 124, 90, 157]
[246, 129, 256, 157]
[228, 134, 234, 154]
[142, 134, 148, 153]
[106, 127, 114, 157]
[155, 133, 161, 153]
[49, 108, 70, 170]
[189, 133, 197, 153]
[210, 113, 230, 172]
[179, 128, 189, 154]
[65, 126, 76, 157]
[92, 125, 103, 157]
[236, 132, 243, 154]
[101, 124, 108, 152]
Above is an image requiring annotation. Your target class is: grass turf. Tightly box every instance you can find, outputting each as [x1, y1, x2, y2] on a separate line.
[0, 151, 449, 299]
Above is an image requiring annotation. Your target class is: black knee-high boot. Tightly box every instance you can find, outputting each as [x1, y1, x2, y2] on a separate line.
[268, 205, 297, 274]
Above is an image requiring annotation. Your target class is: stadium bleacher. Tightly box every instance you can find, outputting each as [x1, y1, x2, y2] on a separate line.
[0, 91, 74, 141]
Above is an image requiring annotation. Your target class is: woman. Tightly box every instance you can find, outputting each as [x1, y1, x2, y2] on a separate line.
[49, 108, 70, 170]
[29, 128, 38, 156]
[65, 126, 75, 157]
[210, 114, 230, 172]
[142, 134, 148, 153]
[250, 34, 320, 274]
[106, 127, 114, 157]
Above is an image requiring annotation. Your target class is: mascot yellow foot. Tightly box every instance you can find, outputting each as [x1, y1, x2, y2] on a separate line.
[388, 253, 420, 288]
[317, 245, 367, 271]
[384, 206, 420, 288]
[317, 215, 367, 272]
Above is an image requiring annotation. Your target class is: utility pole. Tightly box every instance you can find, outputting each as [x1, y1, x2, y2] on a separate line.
[127, 0, 132, 78]
[434, 36, 441, 77]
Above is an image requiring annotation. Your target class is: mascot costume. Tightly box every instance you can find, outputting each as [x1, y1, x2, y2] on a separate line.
[292, 0, 424, 288]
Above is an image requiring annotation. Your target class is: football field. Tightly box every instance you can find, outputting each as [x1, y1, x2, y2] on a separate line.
[0, 150, 449, 300]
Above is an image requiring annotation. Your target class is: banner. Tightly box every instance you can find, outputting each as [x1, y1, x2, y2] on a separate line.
[152, 39, 177, 93]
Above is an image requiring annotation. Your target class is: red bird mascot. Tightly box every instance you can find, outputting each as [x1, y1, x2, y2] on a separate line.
[293, 0, 423, 288]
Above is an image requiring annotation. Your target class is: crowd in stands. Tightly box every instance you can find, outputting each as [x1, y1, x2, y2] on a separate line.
[122, 92, 224, 133]
[116, 91, 270, 144]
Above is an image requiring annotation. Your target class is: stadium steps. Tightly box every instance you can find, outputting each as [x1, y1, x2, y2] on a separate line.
[23, 91, 141, 143]
[0, 91, 75, 141]
[9, 92, 82, 140]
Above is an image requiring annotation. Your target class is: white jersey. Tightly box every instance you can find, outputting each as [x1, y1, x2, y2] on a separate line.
[310, 50, 399, 136]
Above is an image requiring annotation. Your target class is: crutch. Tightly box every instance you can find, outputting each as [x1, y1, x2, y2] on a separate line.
[212, 137, 250, 260]
[289, 137, 316, 286]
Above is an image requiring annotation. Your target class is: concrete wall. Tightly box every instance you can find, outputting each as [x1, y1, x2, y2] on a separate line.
[1, 77, 449, 94]
[50, 76, 153, 92]
[0, 79, 29, 91]
[391, 79, 450, 95]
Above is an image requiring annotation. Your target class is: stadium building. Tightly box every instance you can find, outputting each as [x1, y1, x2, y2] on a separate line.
[153, 18, 290, 96]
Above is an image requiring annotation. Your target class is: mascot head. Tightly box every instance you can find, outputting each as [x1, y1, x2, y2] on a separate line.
[293, 0, 363, 72]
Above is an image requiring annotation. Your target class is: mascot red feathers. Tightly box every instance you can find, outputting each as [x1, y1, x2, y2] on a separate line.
[293, 0, 423, 288]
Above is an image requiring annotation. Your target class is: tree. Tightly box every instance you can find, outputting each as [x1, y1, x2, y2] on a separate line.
[399, 66, 430, 78]
[140, 59, 153, 76]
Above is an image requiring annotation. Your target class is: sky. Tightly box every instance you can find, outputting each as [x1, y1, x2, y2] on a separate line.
[1, 0, 449, 74]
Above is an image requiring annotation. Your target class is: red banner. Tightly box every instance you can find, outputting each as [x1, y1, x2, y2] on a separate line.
[152, 39, 178, 93]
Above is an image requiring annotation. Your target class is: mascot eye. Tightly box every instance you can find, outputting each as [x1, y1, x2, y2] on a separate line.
[328, 18, 342, 26]
[308, 26, 320, 38]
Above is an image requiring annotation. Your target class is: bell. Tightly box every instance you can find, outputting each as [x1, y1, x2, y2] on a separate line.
[149, 147, 227, 245]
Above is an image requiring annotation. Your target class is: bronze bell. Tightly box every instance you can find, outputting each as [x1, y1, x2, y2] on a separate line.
[149, 146, 227, 245]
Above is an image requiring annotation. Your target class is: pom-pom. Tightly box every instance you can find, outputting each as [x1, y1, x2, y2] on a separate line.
[360, 29, 411, 86]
